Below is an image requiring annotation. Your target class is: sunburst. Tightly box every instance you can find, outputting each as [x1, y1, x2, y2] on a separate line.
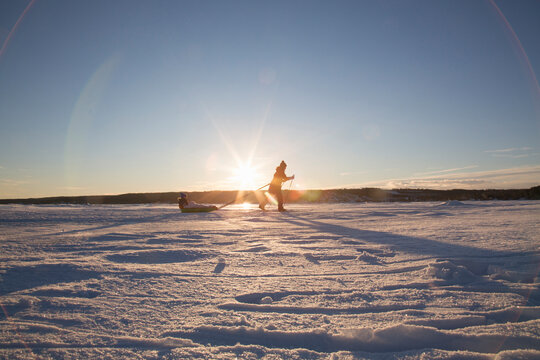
[231, 161, 263, 190]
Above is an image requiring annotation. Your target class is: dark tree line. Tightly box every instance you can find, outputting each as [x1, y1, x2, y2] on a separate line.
[1, 186, 539, 205]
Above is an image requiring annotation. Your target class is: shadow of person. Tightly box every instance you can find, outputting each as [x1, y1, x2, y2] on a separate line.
[279, 212, 540, 306]
[281, 212, 528, 259]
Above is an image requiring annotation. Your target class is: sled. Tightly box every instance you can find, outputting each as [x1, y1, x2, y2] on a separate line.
[181, 206, 218, 213]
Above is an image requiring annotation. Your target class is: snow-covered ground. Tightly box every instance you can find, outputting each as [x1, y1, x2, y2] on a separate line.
[1, 201, 539, 359]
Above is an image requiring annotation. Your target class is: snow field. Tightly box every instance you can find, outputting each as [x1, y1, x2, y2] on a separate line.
[0, 201, 539, 359]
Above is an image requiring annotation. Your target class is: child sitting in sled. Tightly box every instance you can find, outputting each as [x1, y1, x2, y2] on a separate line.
[177, 193, 218, 211]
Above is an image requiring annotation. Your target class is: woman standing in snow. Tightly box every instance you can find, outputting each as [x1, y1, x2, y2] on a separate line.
[259, 161, 294, 212]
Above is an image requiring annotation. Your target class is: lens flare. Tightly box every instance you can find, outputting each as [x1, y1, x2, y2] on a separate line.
[241, 202, 251, 210]
[0, 0, 36, 61]
[488, 0, 540, 109]
[264, 191, 278, 205]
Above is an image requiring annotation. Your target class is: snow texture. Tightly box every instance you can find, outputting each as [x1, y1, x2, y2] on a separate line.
[1, 201, 539, 359]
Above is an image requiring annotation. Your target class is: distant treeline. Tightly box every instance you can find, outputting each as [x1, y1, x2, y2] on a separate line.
[1, 186, 539, 205]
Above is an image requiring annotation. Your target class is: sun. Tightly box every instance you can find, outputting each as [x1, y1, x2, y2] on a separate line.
[232, 163, 260, 190]
[233, 163, 260, 189]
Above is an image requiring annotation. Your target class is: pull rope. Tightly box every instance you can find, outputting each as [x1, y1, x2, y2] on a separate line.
[218, 182, 270, 209]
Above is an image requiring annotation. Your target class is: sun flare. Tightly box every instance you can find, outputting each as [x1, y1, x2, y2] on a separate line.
[241, 202, 251, 210]
[232, 163, 260, 190]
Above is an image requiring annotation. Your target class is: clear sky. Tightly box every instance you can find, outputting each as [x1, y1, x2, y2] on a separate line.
[1, 0, 539, 198]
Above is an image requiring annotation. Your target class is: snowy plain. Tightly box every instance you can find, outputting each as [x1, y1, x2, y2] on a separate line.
[0, 201, 539, 359]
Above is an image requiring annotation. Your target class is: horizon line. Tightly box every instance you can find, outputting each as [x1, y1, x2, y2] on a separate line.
[1, 185, 539, 202]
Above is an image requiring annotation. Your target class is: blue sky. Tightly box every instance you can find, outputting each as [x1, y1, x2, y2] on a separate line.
[1, 0, 539, 198]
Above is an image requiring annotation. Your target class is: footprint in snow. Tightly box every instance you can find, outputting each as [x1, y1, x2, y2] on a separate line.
[304, 253, 320, 265]
[213, 259, 226, 274]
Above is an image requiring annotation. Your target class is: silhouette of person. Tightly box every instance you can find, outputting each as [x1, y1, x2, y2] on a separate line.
[259, 160, 294, 212]
[178, 193, 189, 209]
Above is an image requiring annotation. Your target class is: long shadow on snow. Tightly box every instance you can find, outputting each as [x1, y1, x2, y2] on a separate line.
[282, 213, 531, 259]
[280, 213, 540, 304]
[0, 264, 100, 296]
[45, 211, 223, 237]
